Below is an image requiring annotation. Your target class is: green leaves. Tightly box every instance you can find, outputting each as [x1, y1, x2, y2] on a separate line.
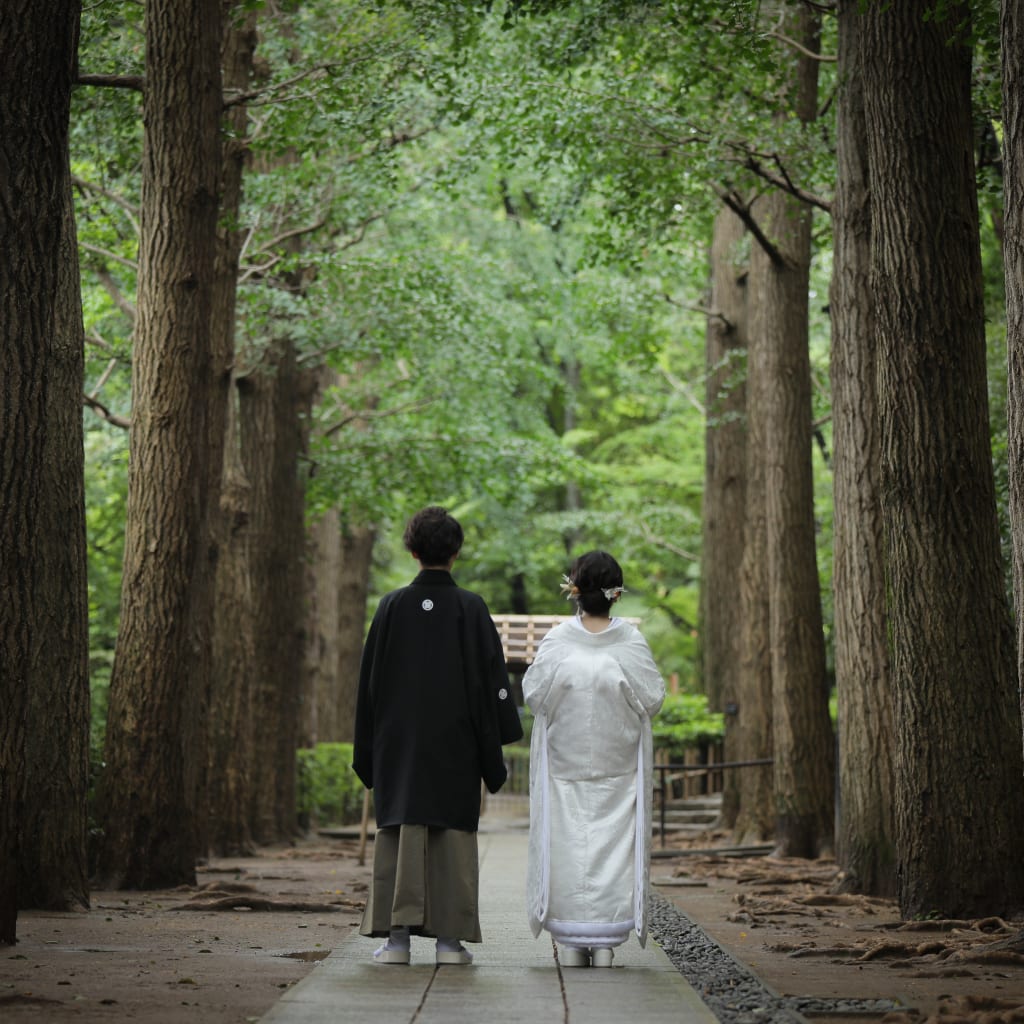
[295, 744, 365, 826]
[71, 0, 849, 701]
[651, 692, 725, 760]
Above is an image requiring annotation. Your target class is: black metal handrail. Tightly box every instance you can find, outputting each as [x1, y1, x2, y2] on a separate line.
[654, 758, 774, 846]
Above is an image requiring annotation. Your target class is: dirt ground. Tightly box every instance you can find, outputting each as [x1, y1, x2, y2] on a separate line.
[653, 831, 1024, 1024]
[3, 827, 1023, 1024]
[1, 836, 373, 1023]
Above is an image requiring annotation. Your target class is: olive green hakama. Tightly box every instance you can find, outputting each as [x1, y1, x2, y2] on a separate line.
[359, 824, 482, 942]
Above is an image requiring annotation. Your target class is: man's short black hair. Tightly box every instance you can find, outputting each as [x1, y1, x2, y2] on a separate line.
[403, 506, 464, 566]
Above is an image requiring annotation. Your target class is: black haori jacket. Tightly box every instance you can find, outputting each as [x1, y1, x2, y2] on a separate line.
[353, 570, 523, 832]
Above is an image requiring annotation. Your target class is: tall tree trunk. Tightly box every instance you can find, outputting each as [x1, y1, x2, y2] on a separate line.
[700, 205, 749, 831]
[304, 508, 341, 746]
[829, 0, 895, 897]
[96, 0, 222, 889]
[300, 364, 377, 746]
[336, 523, 375, 743]
[1003, 0, 1024, 763]
[734, 212, 774, 847]
[758, 3, 834, 859]
[245, 342, 309, 842]
[205, 1, 258, 858]
[0, 0, 81, 944]
[864, 0, 1024, 918]
[207, 382, 256, 856]
[21, 145, 91, 912]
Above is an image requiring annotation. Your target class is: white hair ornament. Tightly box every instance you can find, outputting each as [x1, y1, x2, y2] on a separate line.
[558, 574, 626, 602]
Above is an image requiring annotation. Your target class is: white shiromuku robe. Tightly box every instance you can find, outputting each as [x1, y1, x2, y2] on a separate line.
[524, 617, 666, 949]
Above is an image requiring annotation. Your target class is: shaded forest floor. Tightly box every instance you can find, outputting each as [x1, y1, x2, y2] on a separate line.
[1, 837, 372, 1023]
[3, 818, 1023, 1023]
[655, 829, 1024, 1024]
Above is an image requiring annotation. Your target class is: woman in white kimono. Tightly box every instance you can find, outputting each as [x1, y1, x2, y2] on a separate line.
[524, 551, 665, 968]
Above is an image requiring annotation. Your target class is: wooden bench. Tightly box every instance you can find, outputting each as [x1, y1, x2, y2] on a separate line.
[492, 614, 571, 671]
[492, 614, 642, 671]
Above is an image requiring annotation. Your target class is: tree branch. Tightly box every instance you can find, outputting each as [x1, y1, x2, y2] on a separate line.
[637, 520, 699, 562]
[765, 28, 836, 62]
[657, 365, 706, 416]
[297, 330, 367, 366]
[737, 153, 832, 213]
[321, 396, 438, 439]
[662, 293, 732, 329]
[88, 357, 120, 400]
[255, 217, 329, 255]
[76, 73, 144, 91]
[92, 265, 137, 323]
[80, 242, 137, 275]
[86, 331, 115, 353]
[238, 217, 328, 284]
[223, 62, 334, 109]
[712, 186, 789, 268]
[72, 175, 140, 233]
[83, 393, 130, 430]
[721, 136, 833, 213]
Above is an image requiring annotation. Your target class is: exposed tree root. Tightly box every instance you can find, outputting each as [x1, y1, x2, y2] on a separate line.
[195, 881, 262, 895]
[882, 995, 1024, 1024]
[172, 893, 363, 912]
[0, 993, 65, 1008]
[661, 845, 1024, 1024]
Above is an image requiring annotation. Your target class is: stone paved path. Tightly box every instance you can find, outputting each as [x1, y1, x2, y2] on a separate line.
[258, 825, 717, 1024]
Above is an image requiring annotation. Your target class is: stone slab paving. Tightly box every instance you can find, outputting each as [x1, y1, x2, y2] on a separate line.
[259, 825, 717, 1024]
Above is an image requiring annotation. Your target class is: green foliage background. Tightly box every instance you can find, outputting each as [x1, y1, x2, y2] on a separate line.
[296, 744, 366, 827]
[73, 0, 1010, 767]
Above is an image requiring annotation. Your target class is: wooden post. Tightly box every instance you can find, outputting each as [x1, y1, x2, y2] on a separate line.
[684, 747, 697, 798]
[710, 741, 722, 794]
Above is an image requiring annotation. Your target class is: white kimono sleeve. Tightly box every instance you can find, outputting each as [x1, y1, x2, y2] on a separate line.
[522, 631, 563, 936]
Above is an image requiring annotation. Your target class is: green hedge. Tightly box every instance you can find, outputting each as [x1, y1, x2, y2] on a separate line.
[295, 701, 722, 820]
[651, 693, 724, 762]
[296, 743, 365, 828]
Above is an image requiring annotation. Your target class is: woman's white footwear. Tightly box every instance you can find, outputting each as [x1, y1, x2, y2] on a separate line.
[559, 945, 591, 967]
[591, 947, 614, 968]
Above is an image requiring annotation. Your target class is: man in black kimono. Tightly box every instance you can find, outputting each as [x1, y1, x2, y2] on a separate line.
[353, 506, 523, 965]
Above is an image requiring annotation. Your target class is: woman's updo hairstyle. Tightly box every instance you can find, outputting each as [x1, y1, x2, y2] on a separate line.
[568, 550, 624, 616]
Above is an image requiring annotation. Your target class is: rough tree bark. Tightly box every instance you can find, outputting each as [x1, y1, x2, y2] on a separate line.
[20, 144, 91, 913]
[304, 507, 341, 747]
[335, 523, 375, 743]
[829, 0, 895, 897]
[0, 0, 82, 944]
[301, 365, 377, 747]
[1003, 0, 1024, 763]
[303, 512, 375, 746]
[244, 342, 309, 843]
[757, 3, 835, 858]
[734, 207, 775, 847]
[699, 205, 748, 831]
[96, 0, 222, 888]
[208, 382, 257, 856]
[206, 2, 259, 858]
[863, 0, 1024, 918]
